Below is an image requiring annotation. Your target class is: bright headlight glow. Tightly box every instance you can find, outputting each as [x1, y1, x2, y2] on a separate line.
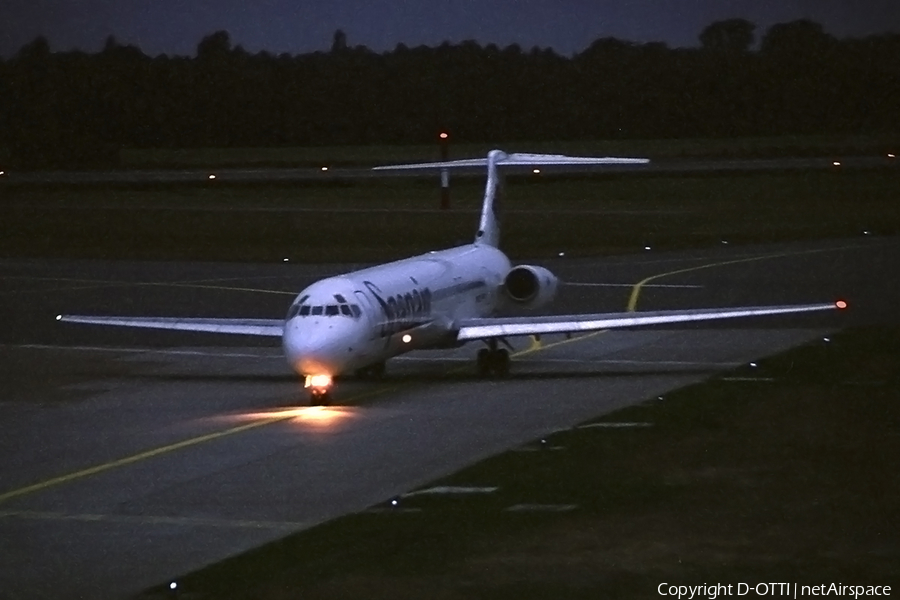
[402, 334, 412, 343]
[305, 374, 333, 389]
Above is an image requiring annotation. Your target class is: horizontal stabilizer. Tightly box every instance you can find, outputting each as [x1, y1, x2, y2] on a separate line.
[373, 151, 649, 171]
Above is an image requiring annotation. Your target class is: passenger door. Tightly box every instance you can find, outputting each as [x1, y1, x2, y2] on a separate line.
[354, 290, 380, 341]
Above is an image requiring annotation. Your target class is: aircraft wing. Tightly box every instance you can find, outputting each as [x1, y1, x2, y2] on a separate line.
[57, 315, 284, 337]
[456, 302, 843, 341]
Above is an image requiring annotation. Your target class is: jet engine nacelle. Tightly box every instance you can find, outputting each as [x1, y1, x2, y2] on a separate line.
[502, 265, 558, 310]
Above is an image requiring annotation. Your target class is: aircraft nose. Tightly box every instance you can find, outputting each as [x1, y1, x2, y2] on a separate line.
[282, 320, 355, 375]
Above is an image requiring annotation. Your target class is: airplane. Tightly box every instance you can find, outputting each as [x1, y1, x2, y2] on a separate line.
[58, 150, 846, 404]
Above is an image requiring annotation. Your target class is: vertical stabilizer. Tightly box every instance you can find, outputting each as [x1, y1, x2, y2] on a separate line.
[372, 151, 649, 250]
[474, 150, 506, 247]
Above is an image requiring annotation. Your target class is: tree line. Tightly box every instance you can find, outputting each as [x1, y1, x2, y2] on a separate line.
[1, 18, 898, 167]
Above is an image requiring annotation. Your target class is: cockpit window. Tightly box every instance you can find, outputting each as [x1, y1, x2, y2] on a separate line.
[294, 299, 359, 319]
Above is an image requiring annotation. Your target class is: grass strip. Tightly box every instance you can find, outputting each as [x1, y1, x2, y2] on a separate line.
[3, 170, 899, 263]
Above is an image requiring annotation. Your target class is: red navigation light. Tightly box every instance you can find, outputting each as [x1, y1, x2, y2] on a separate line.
[439, 132, 449, 140]
[835, 300, 848, 310]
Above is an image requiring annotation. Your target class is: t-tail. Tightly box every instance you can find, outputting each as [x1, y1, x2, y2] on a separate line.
[373, 149, 650, 248]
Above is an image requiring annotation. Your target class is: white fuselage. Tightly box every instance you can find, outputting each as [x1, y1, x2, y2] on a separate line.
[282, 243, 511, 377]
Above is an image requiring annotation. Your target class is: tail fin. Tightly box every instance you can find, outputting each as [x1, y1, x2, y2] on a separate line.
[373, 150, 649, 248]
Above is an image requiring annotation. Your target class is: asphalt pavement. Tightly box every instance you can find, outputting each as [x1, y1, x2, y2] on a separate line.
[0, 236, 896, 599]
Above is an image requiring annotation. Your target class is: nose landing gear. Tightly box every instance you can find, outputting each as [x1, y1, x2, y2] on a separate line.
[304, 374, 333, 406]
[308, 388, 331, 406]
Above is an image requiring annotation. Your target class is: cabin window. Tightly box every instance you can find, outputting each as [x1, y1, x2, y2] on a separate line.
[312, 306, 324, 316]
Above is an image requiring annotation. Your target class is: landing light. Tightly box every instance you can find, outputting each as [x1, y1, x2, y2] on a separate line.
[0, 170, 5, 176]
[888, 154, 895, 159]
[305, 374, 332, 389]
[558, 251, 565, 257]
[208, 174, 216, 179]
[835, 300, 848, 310]
[533, 168, 540, 174]
[169, 582, 178, 590]
[283, 257, 289, 262]
[832, 161, 841, 167]
[643, 246, 651, 251]
[402, 334, 412, 343]
[320, 166, 328, 171]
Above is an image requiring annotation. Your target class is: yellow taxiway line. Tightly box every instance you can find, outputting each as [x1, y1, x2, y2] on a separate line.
[0, 416, 291, 505]
[627, 242, 877, 311]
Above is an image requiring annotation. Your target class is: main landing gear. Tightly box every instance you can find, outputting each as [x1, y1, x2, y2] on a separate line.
[477, 339, 510, 377]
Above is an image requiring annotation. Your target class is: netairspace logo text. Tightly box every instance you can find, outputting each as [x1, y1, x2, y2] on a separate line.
[658, 583, 892, 600]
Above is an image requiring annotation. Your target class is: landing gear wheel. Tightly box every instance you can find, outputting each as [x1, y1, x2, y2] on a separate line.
[310, 390, 330, 406]
[494, 348, 510, 377]
[476, 347, 511, 378]
[477, 349, 491, 377]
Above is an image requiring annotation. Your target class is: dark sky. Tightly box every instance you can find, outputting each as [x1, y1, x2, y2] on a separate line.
[3, 0, 899, 58]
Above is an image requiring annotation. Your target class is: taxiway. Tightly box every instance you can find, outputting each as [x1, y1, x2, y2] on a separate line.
[0, 237, 896, 598]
